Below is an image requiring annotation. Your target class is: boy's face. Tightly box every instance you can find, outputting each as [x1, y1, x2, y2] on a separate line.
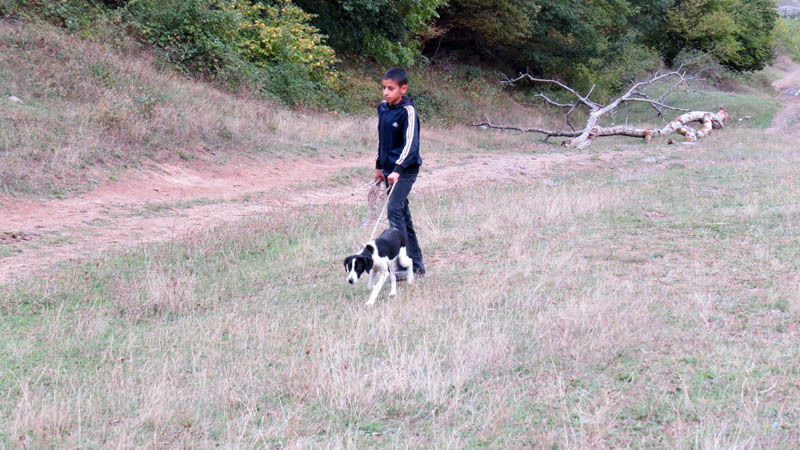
[381, 79, 408, 105]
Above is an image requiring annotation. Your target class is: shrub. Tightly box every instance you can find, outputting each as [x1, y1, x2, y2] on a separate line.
[124, 0, 338, 103]
[261, 61, 323, 106]
[124, 0, 245, 79]
[363, 31, 417, 67]
[233, 1, 337, 86]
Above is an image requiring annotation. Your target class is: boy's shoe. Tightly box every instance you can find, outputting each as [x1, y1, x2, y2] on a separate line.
[395, 268, 425, 281]
[394, 270, 409, 281]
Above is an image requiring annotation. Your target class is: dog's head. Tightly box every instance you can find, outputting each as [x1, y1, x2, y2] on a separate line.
[343, 252, 373, 284]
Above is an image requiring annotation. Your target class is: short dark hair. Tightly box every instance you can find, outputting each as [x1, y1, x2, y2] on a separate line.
[383, 67, 408, 86]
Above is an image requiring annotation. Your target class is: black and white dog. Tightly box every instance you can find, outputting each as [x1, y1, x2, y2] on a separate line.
[343, 228, 414, 305]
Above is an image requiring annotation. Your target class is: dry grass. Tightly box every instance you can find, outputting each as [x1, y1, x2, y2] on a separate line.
[0, 20, 384, 197]
[2, 127, 799, 447]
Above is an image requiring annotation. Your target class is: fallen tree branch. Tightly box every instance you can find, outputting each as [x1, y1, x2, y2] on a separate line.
[474, 107, 728, 149]
[478, 67, 725, 148]
[473, 115, 581, 138]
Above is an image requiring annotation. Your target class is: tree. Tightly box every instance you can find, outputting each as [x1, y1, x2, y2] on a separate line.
[513, 0, 658, 98]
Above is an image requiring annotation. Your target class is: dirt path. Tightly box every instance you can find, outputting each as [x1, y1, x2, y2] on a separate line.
[0, 149, 640, 283]
[2, 60, 799, 285]
[768, 56, 800, 136]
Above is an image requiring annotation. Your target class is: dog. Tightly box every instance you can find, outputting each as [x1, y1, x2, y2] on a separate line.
[343, 228, 414, 305]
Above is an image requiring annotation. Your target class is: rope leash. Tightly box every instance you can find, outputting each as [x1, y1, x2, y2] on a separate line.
[368, 180, 395, 241]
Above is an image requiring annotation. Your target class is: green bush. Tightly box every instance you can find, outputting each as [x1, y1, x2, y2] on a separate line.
[124, 0, 244, 79]
[660, 0, 777, 72]
[262, 62, 323, 107]
[233, 1, 337, 85]
[410, 87, 447, 121]
[123, 0, 338, 104]
[363, 31, 417, 67]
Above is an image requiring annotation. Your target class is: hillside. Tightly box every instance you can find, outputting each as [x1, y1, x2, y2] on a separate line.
[1, 17, 783, 200]
[0, 18, 550, 199]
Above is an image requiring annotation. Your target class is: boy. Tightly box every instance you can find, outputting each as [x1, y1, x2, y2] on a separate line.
[375, 67, 425, 277]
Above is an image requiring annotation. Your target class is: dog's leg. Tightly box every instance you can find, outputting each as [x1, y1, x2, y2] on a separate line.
[365, 270, 388, 306]
[389, 269, 397, 296]
[399, 247, 414, 284]
[367, 269, 376, 289]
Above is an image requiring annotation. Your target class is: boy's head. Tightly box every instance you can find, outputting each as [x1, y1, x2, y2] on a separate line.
[382, 67, 408, 105]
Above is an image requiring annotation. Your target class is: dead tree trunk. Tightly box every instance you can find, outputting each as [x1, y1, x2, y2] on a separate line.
[474, 68, 728, 149]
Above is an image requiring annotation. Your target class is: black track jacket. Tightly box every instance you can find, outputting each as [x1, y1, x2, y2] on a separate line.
[376, 96, 422, 176]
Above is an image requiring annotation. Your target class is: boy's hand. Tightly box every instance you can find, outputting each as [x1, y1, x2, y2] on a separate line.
[387, 172, 400, 185]
[374, 169, 385, 182]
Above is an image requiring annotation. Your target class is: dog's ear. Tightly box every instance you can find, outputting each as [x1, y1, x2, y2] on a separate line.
[365, 244, 374, 254]
[361, 256, 373, 274]
[343, 256, 351, 272]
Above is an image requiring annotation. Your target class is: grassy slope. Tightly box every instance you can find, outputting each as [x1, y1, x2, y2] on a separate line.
[2, 128, 800, 447]
[0, 19, 783, 199]
[0, 19, 545, 199]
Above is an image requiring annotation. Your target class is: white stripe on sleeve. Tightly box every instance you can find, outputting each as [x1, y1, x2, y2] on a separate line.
[395, 105, 416, 167]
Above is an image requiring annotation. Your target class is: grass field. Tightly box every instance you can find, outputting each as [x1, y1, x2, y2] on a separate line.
[2, 11, 799, 448]
[2, 125, 798, 447]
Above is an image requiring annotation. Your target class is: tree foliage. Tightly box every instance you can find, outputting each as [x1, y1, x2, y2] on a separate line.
[292, 0, 444, 65]
[430, 0, 664, 98]
[436, 0, 538, 46]
[5, 0, 780, 107]
[428, 0, 777, 97]
[660, 0, 778, 71]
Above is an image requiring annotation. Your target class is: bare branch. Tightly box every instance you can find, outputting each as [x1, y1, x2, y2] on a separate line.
[565, 104, 579, 131]
[533, 93, 575, 109]
[503, 73, 601, 110]
[473, 115, 582, 138]
[585, 84, 597, 100]
[624, 97, 690, 113]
